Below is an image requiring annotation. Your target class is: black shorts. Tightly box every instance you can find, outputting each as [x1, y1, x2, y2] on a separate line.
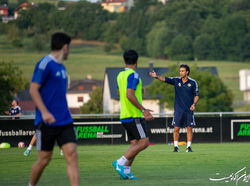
[35, 122, 77, 151]
[172, 111, 196, 127]
[122, 118, 148, 141]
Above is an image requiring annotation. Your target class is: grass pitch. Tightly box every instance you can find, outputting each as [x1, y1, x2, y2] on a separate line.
[0, 143, 249, 186]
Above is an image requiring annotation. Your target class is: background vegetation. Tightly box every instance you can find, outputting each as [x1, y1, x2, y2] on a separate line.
[1, 0, 250, 61]
[1, 0, 250, 112]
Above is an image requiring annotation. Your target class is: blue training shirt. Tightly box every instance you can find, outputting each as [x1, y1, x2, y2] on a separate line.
[120, 69, 140, 123]
[165, 77, 199, 113]
[31, 55, 73, 126]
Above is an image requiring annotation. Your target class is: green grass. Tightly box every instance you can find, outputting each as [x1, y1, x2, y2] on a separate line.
[1, 35, 249, 103]
[0, 143, 250, 186]
[234, 103, 250, 112]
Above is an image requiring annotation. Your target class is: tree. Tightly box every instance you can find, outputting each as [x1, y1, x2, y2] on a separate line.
[80, 87, 103, 114]
[0, 0, 8, 5]
[146, 21, 175, 58]
[0, 62, 25, 114]
[146, 65, 233, 112]
[219, 14, 248, 60]
[61, 1, 109, 39]
[193, 34, 214, 60]
[167, 34, 193, 60]
[237, 33, 250, 61]
[17, 0, 27, 5]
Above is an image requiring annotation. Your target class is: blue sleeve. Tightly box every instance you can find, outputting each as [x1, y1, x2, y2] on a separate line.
[31, 61, 50, 85]
[127, 73, 139, 90]
[165, 77, 175, 85]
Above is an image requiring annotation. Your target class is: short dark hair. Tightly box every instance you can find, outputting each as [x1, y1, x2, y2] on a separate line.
[51, 32, 71, 51]
[123, 50, 138, 65]
[179, 64, 190, 75]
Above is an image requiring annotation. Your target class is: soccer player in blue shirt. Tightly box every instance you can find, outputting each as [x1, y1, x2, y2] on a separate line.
[149, 64, 199, 152]
[28, 32, 79, 186]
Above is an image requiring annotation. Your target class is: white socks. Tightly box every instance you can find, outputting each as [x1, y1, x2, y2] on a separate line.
[174, 141, 192, 147]
[174, 141, 178, 147]
[117, 156, 128, 165]
[27, 145, 33, 151]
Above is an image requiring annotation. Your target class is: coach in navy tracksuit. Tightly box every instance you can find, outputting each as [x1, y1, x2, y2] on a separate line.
[149, 64, 199, 152]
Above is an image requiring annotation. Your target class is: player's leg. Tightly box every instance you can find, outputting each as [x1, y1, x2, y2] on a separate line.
[113, 118, 149, 179]
[186, 113, 195, 152]
[186, 126, 193, 152]
[29, 150, 53, 185]
[172, 112, 184, 152]
[173, 127, 180, 152]
[57, 124, 79, 186]
[124, 138, 149, 162]
[28, 122, 56, 185]
[24, 135, 36, 156]
[60, 148, 64, 156]
[125, 139, 137, 166]
[125, 138, 149, 179]
[61, 143, 79, 186]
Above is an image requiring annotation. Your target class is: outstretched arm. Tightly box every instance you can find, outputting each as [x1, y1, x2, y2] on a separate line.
[149, 71, 166, 82]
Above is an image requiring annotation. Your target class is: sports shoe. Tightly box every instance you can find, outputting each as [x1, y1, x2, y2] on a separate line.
[24, 149, 31, 156]
[126, 173, 140, 180]
[112, 160, 128, 179]
[60, 150, 64, 156]
[186, 146, 193, 152]
[173, 146, 179, 152]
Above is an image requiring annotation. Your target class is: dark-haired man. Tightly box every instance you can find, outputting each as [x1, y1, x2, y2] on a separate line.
[149, 64, 199, 152]
[112, 50, 154, 180]
[28, 32, 79, 186]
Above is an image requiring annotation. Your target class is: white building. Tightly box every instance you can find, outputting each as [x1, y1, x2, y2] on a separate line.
[101, 0, 133, 13]
[67, 78, 103, 113]
[239, 69, 250, 102]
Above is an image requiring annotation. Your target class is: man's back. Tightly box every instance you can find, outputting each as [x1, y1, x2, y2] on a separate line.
[117, 68, 143, 119]
[32, 55, 72, 126]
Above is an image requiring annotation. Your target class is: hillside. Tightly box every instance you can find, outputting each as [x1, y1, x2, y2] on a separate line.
[0, 36, 249, 108]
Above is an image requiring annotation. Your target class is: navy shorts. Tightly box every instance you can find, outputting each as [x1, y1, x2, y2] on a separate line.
[35, 122, 77, 151]
[172, 111, 196, 127]
[122, 118, 148, 141]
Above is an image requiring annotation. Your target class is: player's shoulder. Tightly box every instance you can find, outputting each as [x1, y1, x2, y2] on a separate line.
[37, 56, 54, 70]
[188, 77, 198, 84]
[132, 72, 139, 79]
